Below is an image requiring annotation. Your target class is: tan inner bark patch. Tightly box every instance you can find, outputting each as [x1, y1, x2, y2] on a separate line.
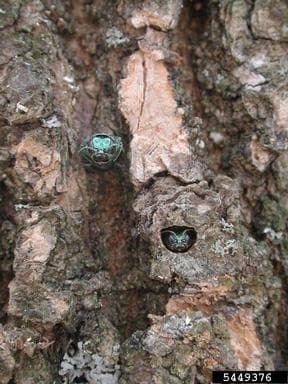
[14, 135, 62, 196]
[119, 30, 191, 186]
[13, 220, 57, 278]
[272, 91, 288, 134]
[130, 0, 183, 31]
[166, 284, 230, 315]
[226, 309, 262, 370]
[250, 136, 275, 172]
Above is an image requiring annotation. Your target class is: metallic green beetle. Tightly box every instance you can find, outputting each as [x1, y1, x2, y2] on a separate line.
[79, 133, 123, 170]
[161, 226, 197, 253]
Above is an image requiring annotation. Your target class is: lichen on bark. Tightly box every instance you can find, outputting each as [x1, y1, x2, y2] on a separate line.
[0, 0, 288, 383]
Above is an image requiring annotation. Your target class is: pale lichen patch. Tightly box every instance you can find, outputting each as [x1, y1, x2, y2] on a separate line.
[233, 66, 266, 87]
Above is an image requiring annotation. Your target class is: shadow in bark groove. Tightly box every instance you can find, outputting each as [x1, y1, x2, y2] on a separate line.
[83, 146, 169, 338]
[0, 181, 16, 325]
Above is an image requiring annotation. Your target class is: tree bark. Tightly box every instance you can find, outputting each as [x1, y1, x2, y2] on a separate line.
[0, 0, 287, 383]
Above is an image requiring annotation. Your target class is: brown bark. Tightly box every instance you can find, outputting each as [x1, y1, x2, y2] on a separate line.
[0, 0, 287, 383]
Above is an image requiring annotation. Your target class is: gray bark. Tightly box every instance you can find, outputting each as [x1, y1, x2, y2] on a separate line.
[0, 0, 287, 383]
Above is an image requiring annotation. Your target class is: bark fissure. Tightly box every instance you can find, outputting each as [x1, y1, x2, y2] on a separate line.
[136, 52, 147, 133]
[0, 0, 288, 382]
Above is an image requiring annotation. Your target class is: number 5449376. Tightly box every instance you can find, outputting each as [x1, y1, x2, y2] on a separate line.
[223, 372, 272, 382]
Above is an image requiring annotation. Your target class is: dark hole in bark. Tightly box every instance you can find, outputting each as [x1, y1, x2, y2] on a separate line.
[74, 377, 87, 383]
[251, 221, 267, 241]
[161, 226, 197, 253]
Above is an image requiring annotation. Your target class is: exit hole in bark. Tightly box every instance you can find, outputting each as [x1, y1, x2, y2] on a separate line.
[161, 226, 197, 253]
[79, 133, 123, 170]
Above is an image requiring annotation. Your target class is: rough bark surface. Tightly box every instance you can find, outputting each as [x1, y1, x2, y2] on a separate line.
[0, 0, 287, 383]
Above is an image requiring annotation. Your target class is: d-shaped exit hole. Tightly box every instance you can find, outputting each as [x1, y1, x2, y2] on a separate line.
[161, 226, 197, 253]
